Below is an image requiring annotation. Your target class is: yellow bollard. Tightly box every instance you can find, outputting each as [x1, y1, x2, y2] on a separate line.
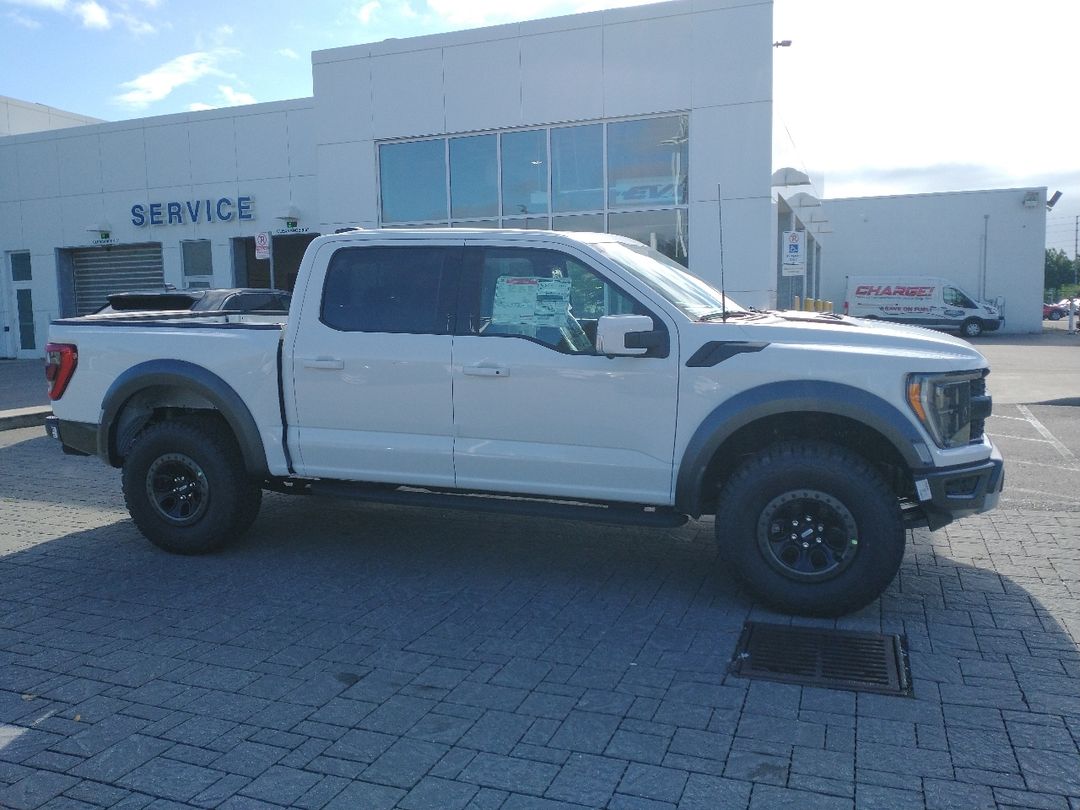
[825, 300, 833, 313]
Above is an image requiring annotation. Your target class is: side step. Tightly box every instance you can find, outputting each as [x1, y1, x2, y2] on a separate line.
[297, 480, 689, 529]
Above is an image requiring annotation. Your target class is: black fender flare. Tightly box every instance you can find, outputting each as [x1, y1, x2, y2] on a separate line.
[674, 380, 930, 517]
[98, 359, 269, 478]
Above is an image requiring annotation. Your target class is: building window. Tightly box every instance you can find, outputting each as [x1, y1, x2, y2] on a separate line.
[181, 239, 213, 282]
[377, 114, 689, 265]
[450, 134, 498, 219]
[10, 252, 32, 282]
[16, 288, 35, 350]
[551, 124, 603, 213]
[379, 139, 447, 223]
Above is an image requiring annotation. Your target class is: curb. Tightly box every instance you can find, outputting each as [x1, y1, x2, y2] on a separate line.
[0, 406, 51, 432]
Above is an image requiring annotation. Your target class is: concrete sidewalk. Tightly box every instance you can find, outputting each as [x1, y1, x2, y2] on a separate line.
[0, 359, 50, 431]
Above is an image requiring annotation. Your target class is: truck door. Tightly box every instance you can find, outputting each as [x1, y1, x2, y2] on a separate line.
[451, 241, 679, 505]
[288, 241, 462, 485]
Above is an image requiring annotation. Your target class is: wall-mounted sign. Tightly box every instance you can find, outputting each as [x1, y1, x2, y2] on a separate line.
[273, 226, 310, 236]
[782, 230, 805, 276]
[131, 195, 254, 227]
[254, 232, 271, 260]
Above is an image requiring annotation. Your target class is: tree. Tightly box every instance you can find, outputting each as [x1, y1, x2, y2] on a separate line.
[1045, 248, 1077, 292]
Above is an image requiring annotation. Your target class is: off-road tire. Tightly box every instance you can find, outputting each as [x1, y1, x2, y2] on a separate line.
[714, 441, 905, 617]
[122, 417, 262, 554]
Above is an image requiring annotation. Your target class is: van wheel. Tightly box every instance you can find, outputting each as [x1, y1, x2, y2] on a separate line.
[714, 442, 905, 617]
[961, 318, 983, 338]
[122, 418, 261, 554]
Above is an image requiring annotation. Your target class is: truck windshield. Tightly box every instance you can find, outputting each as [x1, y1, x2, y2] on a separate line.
[593, 241, 747, 320]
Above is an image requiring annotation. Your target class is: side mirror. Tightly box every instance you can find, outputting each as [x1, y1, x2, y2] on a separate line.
[595, 315, 666, 357]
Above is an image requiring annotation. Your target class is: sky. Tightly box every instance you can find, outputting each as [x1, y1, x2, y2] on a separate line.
[2, 0, 1078, 255]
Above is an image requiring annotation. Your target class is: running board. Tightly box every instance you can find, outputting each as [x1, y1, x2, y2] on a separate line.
[301, 480, 689, 528]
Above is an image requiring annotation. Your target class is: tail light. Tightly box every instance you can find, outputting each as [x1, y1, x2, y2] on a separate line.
[45, 343, 78, 401]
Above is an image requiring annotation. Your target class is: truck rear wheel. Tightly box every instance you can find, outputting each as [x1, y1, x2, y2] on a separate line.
[122, 418, 262, 554]
[714, 442, 905, 617]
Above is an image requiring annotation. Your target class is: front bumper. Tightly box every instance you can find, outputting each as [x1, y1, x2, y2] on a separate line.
[982, 317, 1004, 333]
[914, 441, 1004, 530]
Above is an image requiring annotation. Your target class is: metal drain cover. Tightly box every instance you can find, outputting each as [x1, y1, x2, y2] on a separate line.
[729, 622, 912, 697]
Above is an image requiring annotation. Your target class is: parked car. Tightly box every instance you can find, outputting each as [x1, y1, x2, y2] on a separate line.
[93, 287, 291, 315]
[1043, 302, 1068, 321]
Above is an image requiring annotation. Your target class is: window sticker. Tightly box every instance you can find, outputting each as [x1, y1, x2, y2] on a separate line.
[492, 276, 572, 326]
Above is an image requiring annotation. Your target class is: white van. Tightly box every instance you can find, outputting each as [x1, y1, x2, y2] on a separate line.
[843, 276, 1002, 338]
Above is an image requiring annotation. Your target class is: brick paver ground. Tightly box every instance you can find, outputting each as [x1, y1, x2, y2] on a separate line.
[1, 425, 1078, 809]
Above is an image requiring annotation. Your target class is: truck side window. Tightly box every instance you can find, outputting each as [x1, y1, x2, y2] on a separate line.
[464, 247, 648, 354]
[321, 247, 452, 334]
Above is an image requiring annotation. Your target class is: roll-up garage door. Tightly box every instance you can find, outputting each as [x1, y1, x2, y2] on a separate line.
[72, 243, 165, 316]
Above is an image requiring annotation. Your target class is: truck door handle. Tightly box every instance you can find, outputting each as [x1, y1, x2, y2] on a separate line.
[463, 364, 509, 377]
[302, 357, 344, 370]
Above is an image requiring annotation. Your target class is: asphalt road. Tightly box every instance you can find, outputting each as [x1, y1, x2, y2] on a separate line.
[973, 329, 1080, 512]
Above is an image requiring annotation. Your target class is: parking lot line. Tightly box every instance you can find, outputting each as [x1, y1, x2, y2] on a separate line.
[1015, 404, 1077, 461]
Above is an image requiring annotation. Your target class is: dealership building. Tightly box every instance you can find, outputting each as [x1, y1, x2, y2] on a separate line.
[0, 0, 1044, 359]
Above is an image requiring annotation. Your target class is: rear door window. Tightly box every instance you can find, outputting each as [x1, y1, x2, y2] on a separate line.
[321, 246, 460, 334]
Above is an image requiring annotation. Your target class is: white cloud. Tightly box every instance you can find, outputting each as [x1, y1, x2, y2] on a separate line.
[73, 0, 108, 28]
[115, 11, 155, 34]
[6, 9, 43, 26]
[218, 85, 255, 106]
[2, 0, 67, 10]
[115, 50, 233, 109]
[355, 0, 380, 24]
[188, 102, 213, 112]
[276, 47, 299, 60]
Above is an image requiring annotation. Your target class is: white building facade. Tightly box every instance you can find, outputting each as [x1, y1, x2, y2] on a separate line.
[0, 0, 774, 359]
[819, 189, 1046, 334]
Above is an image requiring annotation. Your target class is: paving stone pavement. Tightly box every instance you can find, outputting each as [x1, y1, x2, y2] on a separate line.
[0, 425, 1078, 809]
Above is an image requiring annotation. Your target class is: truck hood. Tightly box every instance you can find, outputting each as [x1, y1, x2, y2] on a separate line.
[705, 310, 987, 365]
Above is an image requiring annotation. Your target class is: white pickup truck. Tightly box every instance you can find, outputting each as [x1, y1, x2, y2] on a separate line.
[44, 229, 1003, 616]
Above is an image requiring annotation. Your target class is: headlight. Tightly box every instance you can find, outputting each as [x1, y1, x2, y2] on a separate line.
[906, 371, 982, 448]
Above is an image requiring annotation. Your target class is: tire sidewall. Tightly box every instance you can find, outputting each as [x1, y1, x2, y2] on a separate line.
[717, 447, 905, 616]
[961, 319, 983, 338]
[122, 421, 245, 554]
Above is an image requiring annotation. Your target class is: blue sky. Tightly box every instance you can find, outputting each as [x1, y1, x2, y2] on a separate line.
[3, 0, 1078, 254]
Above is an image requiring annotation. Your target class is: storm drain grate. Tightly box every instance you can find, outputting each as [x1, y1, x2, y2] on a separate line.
[729, 622, 913, 697]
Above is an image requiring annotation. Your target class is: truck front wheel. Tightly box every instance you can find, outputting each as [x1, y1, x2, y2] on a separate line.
[961, 318, 983, 338]
[122, 418, 262, 554]
[714, 442, 905, 617]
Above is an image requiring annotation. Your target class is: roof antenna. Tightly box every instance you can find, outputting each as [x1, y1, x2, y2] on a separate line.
[717, 183, 728, 322]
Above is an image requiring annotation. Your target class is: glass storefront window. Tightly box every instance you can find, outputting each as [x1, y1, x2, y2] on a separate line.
[501, 130, 548, 219]
[608, 115, 688, 209]
[608, 209, 689, 266]
[502, 217, 551, 230]
[551, 214, 604, 233]
[450, 134, 498, 219]
[451, 220, 500, 228]
[380, 140, 447, 223]
[551, 124, 603, 213]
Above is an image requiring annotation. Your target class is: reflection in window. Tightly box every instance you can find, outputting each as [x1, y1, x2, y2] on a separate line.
[503, 217, 551, 230]
[452, 220, 500, 228]
[608, 209, 689, 266]
[501, 130, 548, 219]
[380, 140, 447, 223]
[181, 240, 213, 277]
[551, 124, 603, 213]
[608, 116, 688, 209]
[16, 288, 35, 350]
[450, 135, 498, 219]
[321, 247, 448, 334]
[551, 214, 604, 233]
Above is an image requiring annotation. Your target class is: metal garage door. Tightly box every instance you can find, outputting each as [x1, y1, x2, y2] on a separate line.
[72, 243, 164, 316]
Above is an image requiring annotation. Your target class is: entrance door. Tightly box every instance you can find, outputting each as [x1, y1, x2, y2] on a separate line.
[5, 252, 37, 359]
[451, 240, 680, 505]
